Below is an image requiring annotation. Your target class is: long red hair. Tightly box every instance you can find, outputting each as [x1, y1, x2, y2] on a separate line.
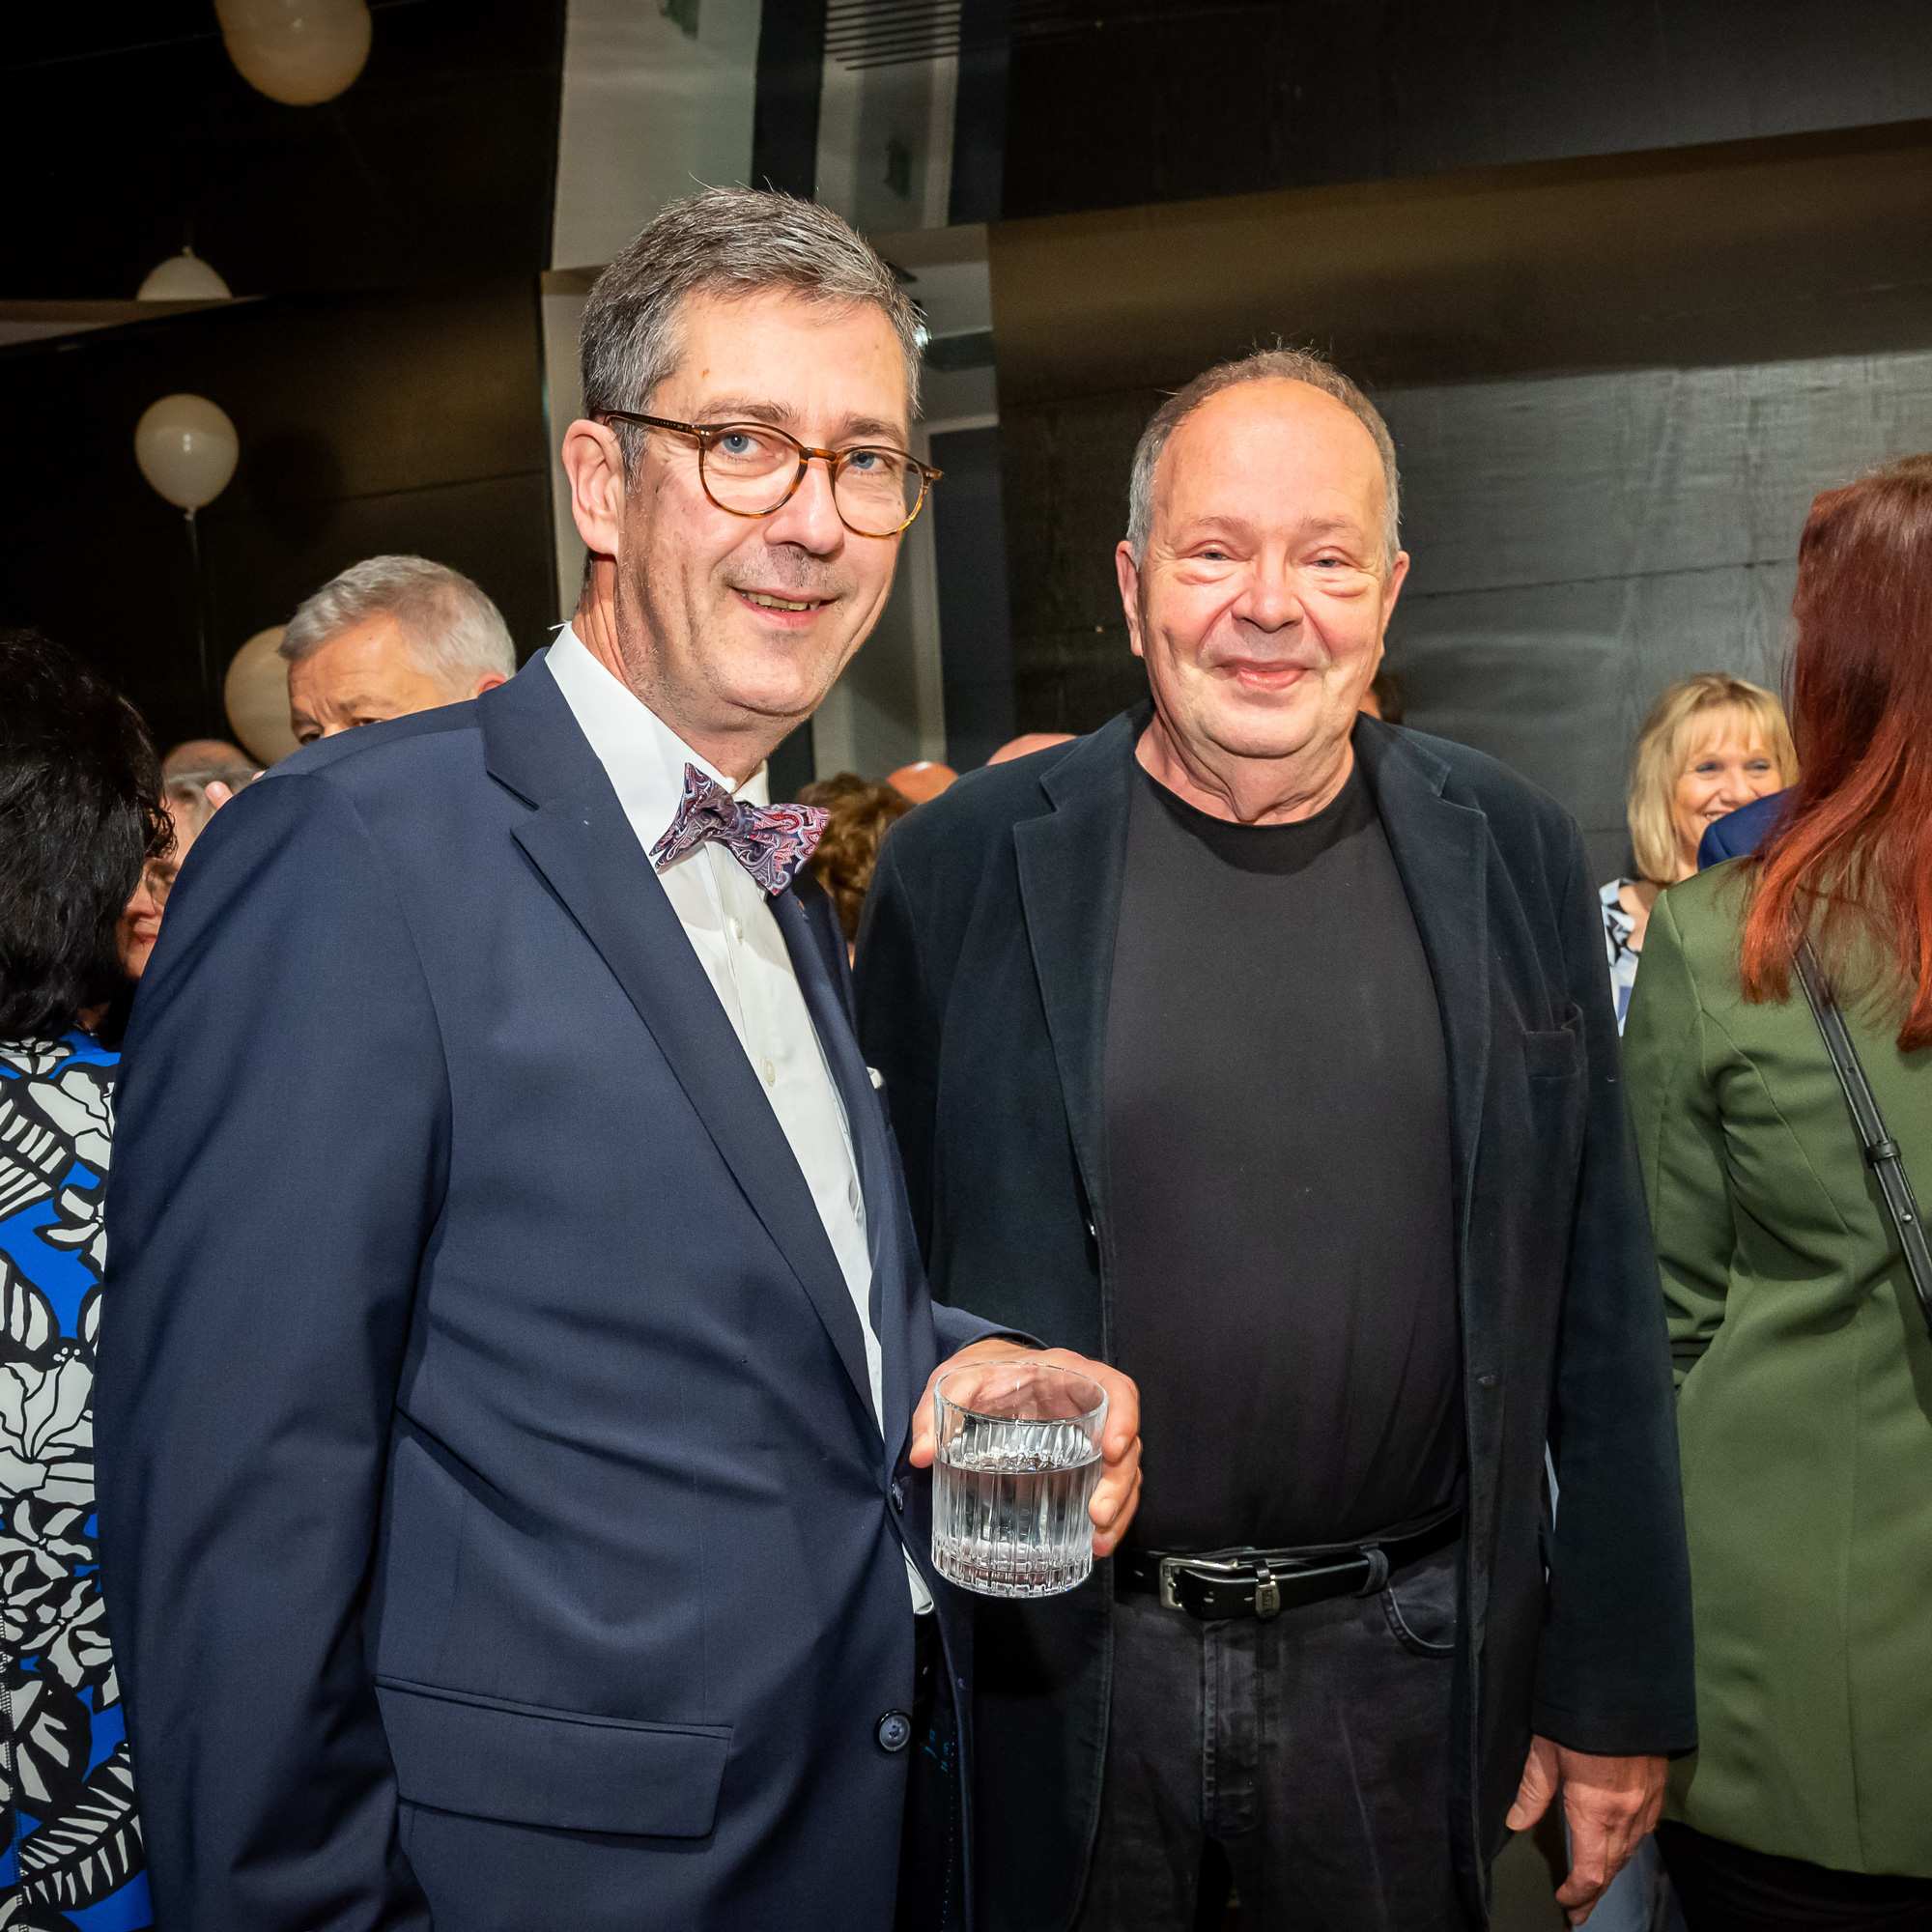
[1741, 453, 1932, 1048]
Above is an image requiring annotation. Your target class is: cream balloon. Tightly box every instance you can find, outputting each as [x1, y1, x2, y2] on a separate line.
[136, 247, 233, 301]
[217, 0, 372, 107]
[224, 627, 301, 766]
[134, 394, 240, 512]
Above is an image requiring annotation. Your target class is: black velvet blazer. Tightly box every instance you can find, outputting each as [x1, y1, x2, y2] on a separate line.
[856, 707, 1695, 1932]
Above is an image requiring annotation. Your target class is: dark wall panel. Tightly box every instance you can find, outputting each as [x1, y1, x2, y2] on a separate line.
[5, 0, 565, 298]
[0, 283, 555, 753]
[929, 425, 1017, 768]
[1001, 0, 1932, 219]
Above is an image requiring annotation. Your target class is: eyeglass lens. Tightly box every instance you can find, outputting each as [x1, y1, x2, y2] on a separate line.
[701, 425, 921, 533]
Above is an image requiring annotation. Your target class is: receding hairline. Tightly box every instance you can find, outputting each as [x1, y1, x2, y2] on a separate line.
[1159, 375, 1389, 476]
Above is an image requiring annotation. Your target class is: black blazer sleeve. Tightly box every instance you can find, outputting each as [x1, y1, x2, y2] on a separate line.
[1532, 817, 1697, 1756]
[96, 774, 444, 1930]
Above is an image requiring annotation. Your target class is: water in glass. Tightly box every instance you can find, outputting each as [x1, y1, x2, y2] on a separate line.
[931, 1360, 1106, 1598]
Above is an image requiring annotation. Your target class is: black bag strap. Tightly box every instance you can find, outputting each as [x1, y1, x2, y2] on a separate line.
[1793, 938, 1932, 1343]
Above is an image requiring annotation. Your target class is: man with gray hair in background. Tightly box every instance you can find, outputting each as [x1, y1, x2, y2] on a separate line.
[280, 552, 517, 746]
[858, 346, 1694, 1930]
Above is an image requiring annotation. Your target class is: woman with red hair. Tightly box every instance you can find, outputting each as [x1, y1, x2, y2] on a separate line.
[1623, 454, 1932, 1928]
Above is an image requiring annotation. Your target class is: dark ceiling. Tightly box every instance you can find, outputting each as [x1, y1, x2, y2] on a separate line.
[5, 0, 565, 300]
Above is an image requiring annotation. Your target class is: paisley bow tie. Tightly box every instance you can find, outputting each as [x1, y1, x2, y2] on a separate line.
[649, 763, 829, 897]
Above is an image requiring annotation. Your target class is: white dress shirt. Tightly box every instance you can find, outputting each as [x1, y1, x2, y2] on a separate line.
[545, 627, 930, 1609]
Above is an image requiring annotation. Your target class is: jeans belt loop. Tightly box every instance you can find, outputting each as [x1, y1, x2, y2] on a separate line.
[1354, 1544, 1391, 1596]
[1254, 1561, 1281, 1620]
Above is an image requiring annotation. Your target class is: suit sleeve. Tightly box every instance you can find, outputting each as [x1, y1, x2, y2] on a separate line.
[1621, 890, 1734, 1381]
[96, 773, 443, 1931]
[1530, 820, 1697, 1757]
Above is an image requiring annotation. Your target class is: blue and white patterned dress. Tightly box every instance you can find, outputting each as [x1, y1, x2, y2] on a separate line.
[0, 1030, 152, 1930]
[1601, 878, 1644, 1035]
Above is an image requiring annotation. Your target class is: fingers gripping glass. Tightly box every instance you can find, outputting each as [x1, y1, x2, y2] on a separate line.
[597, 412, 941, 538]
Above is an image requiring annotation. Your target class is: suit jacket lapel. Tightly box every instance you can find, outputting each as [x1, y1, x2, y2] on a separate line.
[771, 882, 914, 1463]
[1352, 720, 1492, 1293]
[481, 664, 876, 1428]
[1011, 711, 1141, 1231]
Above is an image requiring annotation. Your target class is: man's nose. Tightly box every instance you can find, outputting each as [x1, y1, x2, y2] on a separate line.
[1238, 561, 1305, 631]
[318, 721, 353, 740]
[760, 455, 846, 555]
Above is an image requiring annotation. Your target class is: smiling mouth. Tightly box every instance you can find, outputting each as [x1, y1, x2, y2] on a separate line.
[737, 589, 831, 613]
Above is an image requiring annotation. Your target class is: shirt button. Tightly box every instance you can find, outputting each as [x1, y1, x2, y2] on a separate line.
[727, 917, 743, 943]
[876, 1711, 913, 1753]
[761, 1058, 777, 1086]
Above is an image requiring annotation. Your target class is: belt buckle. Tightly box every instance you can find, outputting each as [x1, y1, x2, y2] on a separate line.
[1155, 1554, 1187, 1611]
[1157, 1550, 1276, 1619]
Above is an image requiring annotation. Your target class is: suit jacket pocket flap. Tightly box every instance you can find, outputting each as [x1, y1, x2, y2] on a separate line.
[1522, 1011, 1582, 1080]
[378, 1678, 730, 1837]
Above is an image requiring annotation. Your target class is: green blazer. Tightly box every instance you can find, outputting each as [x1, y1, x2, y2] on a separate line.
[1624, 865, 1932, 1878]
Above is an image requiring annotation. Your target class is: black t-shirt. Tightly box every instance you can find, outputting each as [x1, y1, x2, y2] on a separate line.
[1103, 754, 1461, 1552]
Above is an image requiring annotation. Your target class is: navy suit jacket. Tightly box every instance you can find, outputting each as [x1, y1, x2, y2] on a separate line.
[1696, 788, 1787, 868]
[97, 657, 998, 1932]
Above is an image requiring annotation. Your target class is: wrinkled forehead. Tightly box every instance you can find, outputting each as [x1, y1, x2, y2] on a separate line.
[653, 288, 913, 443]
[1155, 380, 1387, 536]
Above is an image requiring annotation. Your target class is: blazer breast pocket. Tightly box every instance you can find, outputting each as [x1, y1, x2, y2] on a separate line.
[1520, 1008, 1583, 1082]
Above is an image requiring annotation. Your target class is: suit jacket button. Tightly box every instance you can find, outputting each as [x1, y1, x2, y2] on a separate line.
[877, 1710, 913, 1753]
[890, 1480, 905, 1513]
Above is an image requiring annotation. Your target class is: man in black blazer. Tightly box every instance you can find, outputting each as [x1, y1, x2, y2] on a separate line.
[857, 349, 1693, 1931]
[96, 188, 1138, 1932]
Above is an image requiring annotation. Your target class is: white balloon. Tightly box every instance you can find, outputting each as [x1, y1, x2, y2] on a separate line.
[217, 0, 372, 107]
[134, 394, 240, 512]
[136, 248, 233, 301]
[224, 627, 302, 766]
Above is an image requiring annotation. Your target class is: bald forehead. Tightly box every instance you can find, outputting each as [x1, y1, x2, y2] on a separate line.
[1151, 378, 1390, 542]
[1164, 378, 1382, 482]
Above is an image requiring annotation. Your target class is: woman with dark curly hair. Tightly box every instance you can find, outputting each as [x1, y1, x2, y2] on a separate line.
[798, 770, 911, 957]
[1, 629, 164, 1930]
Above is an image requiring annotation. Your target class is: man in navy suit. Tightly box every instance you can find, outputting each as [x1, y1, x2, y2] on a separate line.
[96, 188, 1139, 1932]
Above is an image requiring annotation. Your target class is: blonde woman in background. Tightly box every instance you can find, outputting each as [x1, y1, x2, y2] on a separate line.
[1602, 675, 1796, 1030]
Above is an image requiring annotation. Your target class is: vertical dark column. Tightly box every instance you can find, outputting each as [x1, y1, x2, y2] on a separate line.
[929, 425, 1016, 768]
[754, 0, 827, 795]
[949, 0, 1009, 224]
[752, 0, 827, 198]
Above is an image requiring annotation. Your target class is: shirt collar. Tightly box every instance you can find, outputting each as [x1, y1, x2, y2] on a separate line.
[544, 623, 770, 850]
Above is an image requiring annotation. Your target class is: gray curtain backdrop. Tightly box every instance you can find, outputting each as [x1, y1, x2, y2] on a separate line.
[1003, 346, 1932, 883]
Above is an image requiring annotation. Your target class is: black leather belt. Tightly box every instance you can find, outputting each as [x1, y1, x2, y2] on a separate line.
[1116, 1507, 1463, 1622]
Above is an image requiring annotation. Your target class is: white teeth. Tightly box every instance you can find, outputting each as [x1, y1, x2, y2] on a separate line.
[744, 591, 819, 611]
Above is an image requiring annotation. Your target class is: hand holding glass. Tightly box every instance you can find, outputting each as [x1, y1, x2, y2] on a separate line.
[930, 1358, 1108, 1597]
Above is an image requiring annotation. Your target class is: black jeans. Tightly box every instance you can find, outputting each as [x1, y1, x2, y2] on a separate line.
[897, 1614, 965, 1932]
[1658, 1823, 1932, 1931]
[1071, 1541, 1468, 1932]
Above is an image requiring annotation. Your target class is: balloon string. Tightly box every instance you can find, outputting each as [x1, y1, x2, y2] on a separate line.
[185, 506, 212, 724]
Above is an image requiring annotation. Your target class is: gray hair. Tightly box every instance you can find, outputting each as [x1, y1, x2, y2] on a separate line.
[1125, 347, 1402, 569]
[581, 185, 924, 474]
[279, 555, 517, 686]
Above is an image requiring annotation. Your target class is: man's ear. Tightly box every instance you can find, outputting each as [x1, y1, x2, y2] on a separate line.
[560, 418, 629, 562]
[471, 671, 510, 698]
[1115, 542, 1146, 661]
